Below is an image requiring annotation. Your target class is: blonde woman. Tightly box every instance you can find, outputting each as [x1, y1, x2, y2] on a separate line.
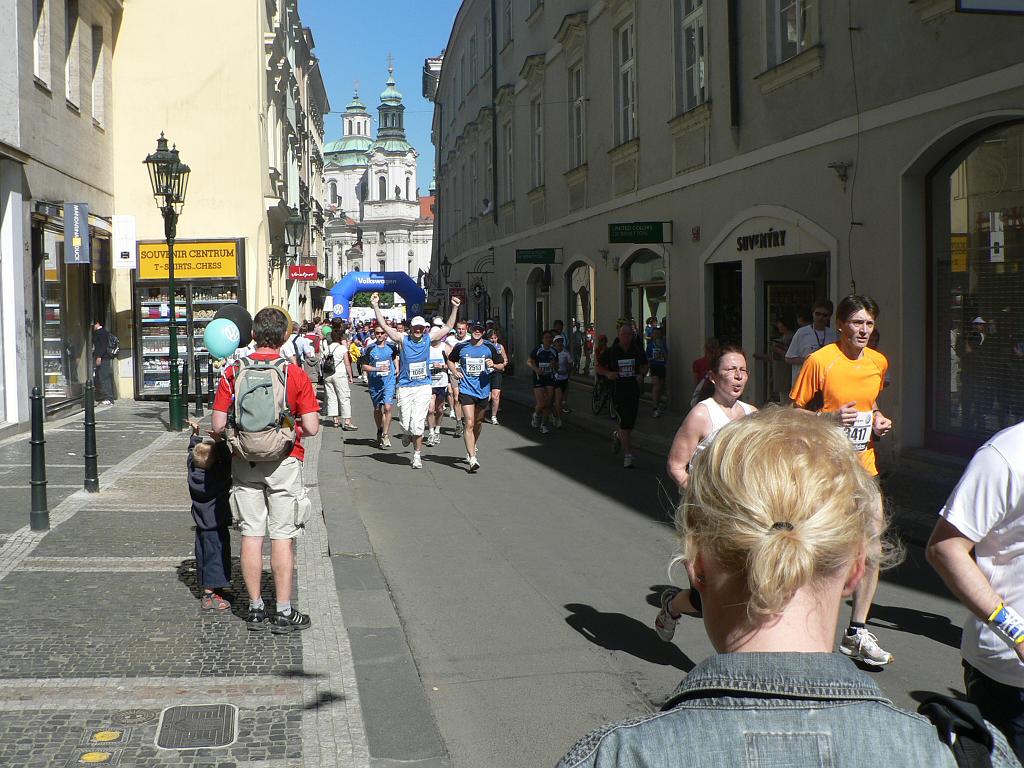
[559, 408, 1020, 768]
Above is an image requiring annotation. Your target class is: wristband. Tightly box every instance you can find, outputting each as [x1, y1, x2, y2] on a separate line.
[987, 602, 1024, 647]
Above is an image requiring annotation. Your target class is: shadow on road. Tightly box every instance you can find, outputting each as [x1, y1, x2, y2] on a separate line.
[865, 601, 963, 649]
[563, 602, 695, 672]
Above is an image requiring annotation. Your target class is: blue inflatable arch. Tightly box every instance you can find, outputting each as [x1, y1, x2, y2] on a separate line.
[328, 271, 426, 321]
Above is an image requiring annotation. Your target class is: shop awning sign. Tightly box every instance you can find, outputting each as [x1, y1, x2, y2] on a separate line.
[137, 239, 240, 280]
[515, 248, 560, 264]
[956, 0, 1024, 13]
[608, 221, 673, 244]
[288, 264, 318, 281]
[63, 203, 90, 264]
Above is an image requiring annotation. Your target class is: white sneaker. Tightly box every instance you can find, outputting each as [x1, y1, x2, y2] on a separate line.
[411, 452, 422, 469]
[655, 587, 683, 642]
[381, 435, 391, 449]
[623, 454, 634, 469]
[465, 454, 473, 464]
[531, 412, 541, 429]
[540, 424, 551, 435]
[554, 417, 563, 429]
[468, 457, 479, 473]
[611, 431, 621, 454]
[839, 627, 894, 666]
[653, 408, 660, 418]
[489, 415, 499, 425]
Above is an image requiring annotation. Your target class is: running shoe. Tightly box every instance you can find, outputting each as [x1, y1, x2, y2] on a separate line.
[245, 605, 268, 631]
[540, 424, 551, 435]
[839, 627, 894, 666]
[655, 587, 683, 641]
[401, 433, 412, 447]
[623, 453, 634, 469]
[381, 435, 392, 449]
[490, 415, 499, 425]
[554, 417, 563, 429]
[531, 412, 541, 429]
[610, 404, 618, 420]
[201, 591, 230, 611]
[468, 457, 479, 473]
[454, 421, 464, 438]
[562, 406, 572, 414]
[270, 608, 312, 634]
[611, 431, 621, 454]
[411, 452, 423, 469]
[653, 408, 661, 418]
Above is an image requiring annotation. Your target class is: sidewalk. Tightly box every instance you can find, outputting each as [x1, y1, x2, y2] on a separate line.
[0, 400, 368, 767]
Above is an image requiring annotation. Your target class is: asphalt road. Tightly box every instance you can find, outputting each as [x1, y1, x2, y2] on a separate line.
[325, 381, 970, 768]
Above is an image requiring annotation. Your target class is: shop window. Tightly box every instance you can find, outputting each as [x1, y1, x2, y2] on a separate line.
[623, 249, 666, 332]
[766, 0, 818, 69]
[929, 121, 1024, 449]
[566, 262, 594, 373]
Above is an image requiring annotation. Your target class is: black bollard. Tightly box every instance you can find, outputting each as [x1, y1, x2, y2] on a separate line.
[194, 358, 204, 417]
[83, 381, 99, 493]
[29, 387, 49, 530]
[207, 357, 215, 408]
[181, 359, 190, 411]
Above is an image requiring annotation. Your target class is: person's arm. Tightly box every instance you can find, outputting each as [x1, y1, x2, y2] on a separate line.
[926, 519, 1002, 624]
[527, 348, 540, 376]
[369, 293, 404, 343]
[446, 345, 464, 381]
[430, 297, 462, 341]
[666, 408, 710, 489]
[784, 329, 805, 367]
[595, 352, 615, 381]
[489, 344, 506, 372]
[871, 401, 893, 437]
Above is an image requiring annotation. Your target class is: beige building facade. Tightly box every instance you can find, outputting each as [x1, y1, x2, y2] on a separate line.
[430, 0, 1024, 460]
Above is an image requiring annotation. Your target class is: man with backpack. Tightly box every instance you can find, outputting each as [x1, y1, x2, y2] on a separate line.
[91, 319, 118, 404]
[211, 307, 321, 634]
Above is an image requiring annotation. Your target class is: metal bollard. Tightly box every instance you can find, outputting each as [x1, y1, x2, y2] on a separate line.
[29, 387, 50, 530]
[207, 358, 215, 408]
[181, 359, 190, 412]
[194, 359, 204, 417]
[83, 381, 99, 493]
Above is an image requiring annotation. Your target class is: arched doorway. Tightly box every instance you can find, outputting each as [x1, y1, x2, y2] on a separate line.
[927, 120, 1024, 451]
[566, 261, 594, 373]
[623, 249, 666, 330]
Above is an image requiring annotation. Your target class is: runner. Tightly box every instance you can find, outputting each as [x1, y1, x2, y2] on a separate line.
[449, 320, 470, 438]
[552, 335, 574, 427]
[791, 294, 895, 666]
[371, 292, 461, 469]
[657, 344, 756, 641]
[484, 328, 506, 425]
[358, 325, 399, 448]
[597, 323, 648, 468]
[528, 331, 559, 434]
[426, 318, 452, 447]
[447, 320, 506, 472]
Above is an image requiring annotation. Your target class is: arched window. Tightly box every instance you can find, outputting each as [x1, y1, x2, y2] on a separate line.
[623, 249, 666, 332]
[378, 176, 387, 201]
[405, 177, 411, 200]
[347, 119, 352, 134]
[329, 180, 338, 205]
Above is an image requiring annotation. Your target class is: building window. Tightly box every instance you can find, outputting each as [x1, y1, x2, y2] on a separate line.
[469, 152, 478, 216]
[89, 25, 104, 125]
[64, 0, 79, 106]
[531, 96, 544, 188]
[530, 0, 543, 13]
[460, 54, 466, 101]
[483, 139, 493, 205]
[568, 62, 585, 169]
[329, 180, 338, 205]
[503, 121, 514, 203]
[679, 0, 706, 112]
[615, 19, 637, 144]
[469, 34, 478, 83]
[502, 0, 513, 47]
[378, 176, 387, 201]
[406, 176, 411, 201]
[766, 0, 818, 68]
[33, 0, 49, 84]
[484, 7, 493, 62]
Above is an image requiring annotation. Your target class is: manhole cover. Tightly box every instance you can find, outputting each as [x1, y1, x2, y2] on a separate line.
[155, 704, 237, 750]
[112, 709, 156, 726]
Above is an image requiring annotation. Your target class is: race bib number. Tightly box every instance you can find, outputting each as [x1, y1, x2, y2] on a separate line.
[618, 359, 636, 378]
[408, 361, 428, 380]
[466, 357, 486, 376]
[431, 369, 446, 386]
[538, 362, 552, 374]
[844, 411, 873, 452]
[375, 359, 391, 374]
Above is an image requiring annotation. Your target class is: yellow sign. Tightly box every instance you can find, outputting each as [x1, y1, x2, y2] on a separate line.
[138, 239, 239, 280]
[951, 234, 969, 273]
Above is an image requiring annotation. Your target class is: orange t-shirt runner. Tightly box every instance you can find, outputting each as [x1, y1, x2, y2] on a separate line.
[790, 343, 888, 476]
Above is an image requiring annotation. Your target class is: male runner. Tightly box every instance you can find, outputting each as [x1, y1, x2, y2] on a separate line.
[426, 318, 452, 447]
[448, 320, 505, 472]
[371, 292, 460, 469]
[791, 294, 894, 665]
[528, 331, 559, 434]
[597, 323, 648, 468]
[359, 326, 399, 448]
[449, 320, 470, 437]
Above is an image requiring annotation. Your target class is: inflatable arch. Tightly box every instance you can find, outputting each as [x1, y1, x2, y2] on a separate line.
[328, 271, 426, 321]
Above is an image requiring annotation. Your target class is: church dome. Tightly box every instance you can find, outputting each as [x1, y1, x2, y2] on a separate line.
[380, 69, 403, 105]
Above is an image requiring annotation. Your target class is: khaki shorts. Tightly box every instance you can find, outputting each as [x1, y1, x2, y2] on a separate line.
[230, 456, 312, 539]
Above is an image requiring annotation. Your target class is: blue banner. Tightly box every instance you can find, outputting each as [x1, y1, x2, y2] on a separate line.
[63, 202, 90, 264]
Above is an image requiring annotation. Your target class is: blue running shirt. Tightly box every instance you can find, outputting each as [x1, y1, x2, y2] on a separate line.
[530, 345, 558, 378]
[362, 342, 398, 387]
[449, 341, 503, 399]
[398, 333, 432, 387]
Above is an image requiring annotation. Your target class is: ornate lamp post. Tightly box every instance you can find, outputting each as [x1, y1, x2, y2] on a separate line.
[284, 206, 306, 263]
[440, 255, 452, 285]
[143, 133, 190, 431]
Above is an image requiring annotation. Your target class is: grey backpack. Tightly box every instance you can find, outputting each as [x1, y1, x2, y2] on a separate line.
[225, 357, 296, 462]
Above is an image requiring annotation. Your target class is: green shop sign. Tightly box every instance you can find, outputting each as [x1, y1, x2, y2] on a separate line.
[608, 221, 673, 244]
[515, 248, 559, 264]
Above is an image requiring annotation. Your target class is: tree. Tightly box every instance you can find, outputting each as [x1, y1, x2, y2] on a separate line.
[351, 291, 394, 308]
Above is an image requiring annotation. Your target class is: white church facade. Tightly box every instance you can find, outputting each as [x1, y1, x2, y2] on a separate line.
[324, 66, 435, 309]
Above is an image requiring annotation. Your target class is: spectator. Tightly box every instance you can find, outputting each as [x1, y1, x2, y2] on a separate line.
[646, 326, 668, 418]
[785, 299, 838, 389]
[91, 319, 116, 404]
[186, 420, 233, 611]
[323, 329, 357, 430]
[558, 408, 1021, 768]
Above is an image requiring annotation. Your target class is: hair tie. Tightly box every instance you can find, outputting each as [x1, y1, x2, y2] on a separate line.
[770, 521, 794, 532]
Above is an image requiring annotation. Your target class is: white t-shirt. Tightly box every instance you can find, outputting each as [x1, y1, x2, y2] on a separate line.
[785, 325, 839, 385]
[323, 342, 348, 377]
[940, 422, 1024, 687]
[281, 334, 313, 361]
[555, 350, 574, 381]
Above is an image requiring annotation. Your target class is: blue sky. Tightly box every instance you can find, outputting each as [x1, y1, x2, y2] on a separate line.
[301, 0, 462, 195]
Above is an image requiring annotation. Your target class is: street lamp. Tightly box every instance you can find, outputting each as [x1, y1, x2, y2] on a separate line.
[284, 206, 306, 262]
[143, 132, 190, 432]
[440, 255, 452, 284]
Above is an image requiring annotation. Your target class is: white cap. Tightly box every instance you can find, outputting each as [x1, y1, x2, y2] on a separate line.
[432, 317, 444, 327]
[553, 335, 565, 343]
[409, 315, 429, 328]
[972, 316, 986, 324]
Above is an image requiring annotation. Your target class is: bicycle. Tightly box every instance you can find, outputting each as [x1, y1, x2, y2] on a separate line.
[591, 375, 617, 419]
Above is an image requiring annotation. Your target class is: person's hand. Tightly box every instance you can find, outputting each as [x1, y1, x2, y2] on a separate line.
[370, 292, 380, 307]
[454, 370, 464, 381]
[94, 357, 102, 367]
[873, 411, 893, 437]
[485, 359, 494, 369]
[1015, 642, 1024, 664]
[450, 295, 462, 308]
[187, 420, 201, 435]
[836, 401, 859, 426]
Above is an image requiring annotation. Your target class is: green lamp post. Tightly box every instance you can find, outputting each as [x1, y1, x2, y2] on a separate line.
[144, 133, 190, 431]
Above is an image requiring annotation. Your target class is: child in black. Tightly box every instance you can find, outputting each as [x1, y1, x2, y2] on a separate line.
[187, 421, 233, 610]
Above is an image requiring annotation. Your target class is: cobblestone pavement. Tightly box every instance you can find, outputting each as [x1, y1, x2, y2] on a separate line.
[0, 400, 368, 767]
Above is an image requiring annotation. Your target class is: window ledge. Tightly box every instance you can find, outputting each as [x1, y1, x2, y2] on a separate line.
[500, 200, 515, 214]
[500, 39, 514, 56]
[65, 99, 81, 115]
[756, 45, 824, 95]
[564, 163, 588, 183]
[92, 118, 105, 133]
[668, 101, 711, 136]
[607, 137, 640, 162]
[526, 2, 544, 25]
[527, 184, 546, 202]
[33, 76, 52, 95]
[909, 0, 954, 21]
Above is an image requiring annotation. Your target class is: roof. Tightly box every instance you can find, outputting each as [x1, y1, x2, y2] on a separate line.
[380, 66, 403, 104]
[419, 195, 435, 221]
[370, 137, 414, 154]
[324, 134, 373, 155]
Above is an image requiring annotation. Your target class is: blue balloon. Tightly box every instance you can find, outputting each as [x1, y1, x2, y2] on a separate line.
[203, 317, 241, 359]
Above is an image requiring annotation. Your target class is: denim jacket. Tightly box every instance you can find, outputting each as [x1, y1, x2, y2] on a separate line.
[558, 652, 1021, 768]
